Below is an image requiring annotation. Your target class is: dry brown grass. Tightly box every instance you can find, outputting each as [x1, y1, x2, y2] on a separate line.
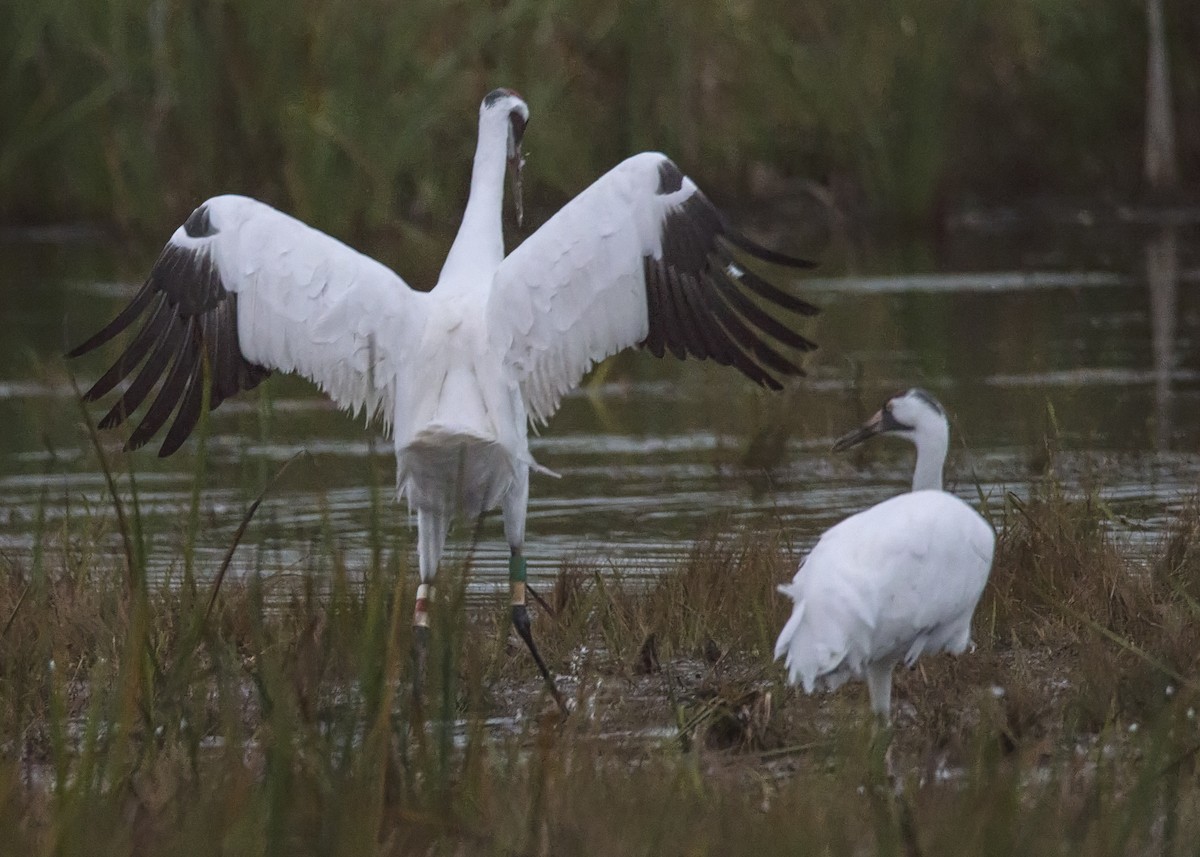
[5, 477, 1200, 855]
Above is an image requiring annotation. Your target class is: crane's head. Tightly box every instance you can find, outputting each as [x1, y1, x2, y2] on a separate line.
[482, 88, 530, 228]
[832, 388, 947, 452]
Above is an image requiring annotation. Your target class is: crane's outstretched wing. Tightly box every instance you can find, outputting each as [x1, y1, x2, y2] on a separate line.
[68, 195, 425, 456]
[487, 152, 819, 424]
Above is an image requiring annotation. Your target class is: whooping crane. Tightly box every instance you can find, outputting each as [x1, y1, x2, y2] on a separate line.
[69, 88, 819, 710]
[774, 389, 995, 723]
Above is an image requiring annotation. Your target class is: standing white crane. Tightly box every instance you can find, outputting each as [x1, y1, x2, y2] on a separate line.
[69, 88, 818, 708]
[774, 389, 994, 723]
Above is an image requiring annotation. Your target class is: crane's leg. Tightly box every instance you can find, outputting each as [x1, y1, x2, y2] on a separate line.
[865, 661, 897, 783]
[865, 661, 894, 724]
[863, 661, 916, 850]
[413, 507, 451, 691]
[503, 472, 567, 715]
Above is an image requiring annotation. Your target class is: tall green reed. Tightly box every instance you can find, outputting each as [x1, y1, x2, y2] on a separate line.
[3, 0, 1186, 241]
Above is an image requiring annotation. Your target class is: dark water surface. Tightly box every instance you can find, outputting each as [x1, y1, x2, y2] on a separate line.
[1, 213, 1197, 595]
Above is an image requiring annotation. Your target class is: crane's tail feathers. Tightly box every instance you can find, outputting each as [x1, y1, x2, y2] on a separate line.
[774, 589, 856, 693]
[903, 637, 928, 668]
[773, 597, 806, 662]
[525, 455, 561, 479]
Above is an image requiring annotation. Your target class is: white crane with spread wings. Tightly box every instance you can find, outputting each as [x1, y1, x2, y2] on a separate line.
[70, 88, 819, 709]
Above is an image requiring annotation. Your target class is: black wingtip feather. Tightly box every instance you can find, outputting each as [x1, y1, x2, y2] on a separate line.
[159, 365, 205, 457]
[720, 253, 821, 318]
[701, 274, 802, 378]
[98, 409, 125, 431]
[74, 237, 269, 457]
[66, 277, 158, 359]
[722, 231, 817, 270]
[80, 298, 174, 403]
[640, 185, 819, 389]
[710, 265, 819, 354]
[126, 320, 197, 450]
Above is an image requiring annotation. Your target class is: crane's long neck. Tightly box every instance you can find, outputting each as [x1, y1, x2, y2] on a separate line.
[437, 115, 508, 290]
[911, 423, 949, 492]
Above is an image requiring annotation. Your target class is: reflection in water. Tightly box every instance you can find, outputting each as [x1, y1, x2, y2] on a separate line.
[1146, 226, 1179, 449]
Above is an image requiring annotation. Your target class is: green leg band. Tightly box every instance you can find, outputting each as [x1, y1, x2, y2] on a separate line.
[509, 555, 527, 607]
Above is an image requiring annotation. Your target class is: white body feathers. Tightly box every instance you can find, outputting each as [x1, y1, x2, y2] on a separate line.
[774, 491, 994, 701]
[182, 152, 715, 520]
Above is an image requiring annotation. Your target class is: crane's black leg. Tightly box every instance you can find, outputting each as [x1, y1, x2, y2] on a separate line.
[501, 470, 566, 715]
[510, 551, 567, 715]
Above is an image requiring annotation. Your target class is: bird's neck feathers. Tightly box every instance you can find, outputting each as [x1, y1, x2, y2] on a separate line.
[437, 110, 510, 292]
[909, 421, 949, 492]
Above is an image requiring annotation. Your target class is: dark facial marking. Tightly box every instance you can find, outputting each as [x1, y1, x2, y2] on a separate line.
[881, 405, 911, 432]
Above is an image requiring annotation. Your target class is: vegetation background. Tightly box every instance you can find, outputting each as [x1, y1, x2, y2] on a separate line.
[2, 0, 1196, 265]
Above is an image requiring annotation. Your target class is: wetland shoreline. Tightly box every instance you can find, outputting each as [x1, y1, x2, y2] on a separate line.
[5, 478, 1200, 854]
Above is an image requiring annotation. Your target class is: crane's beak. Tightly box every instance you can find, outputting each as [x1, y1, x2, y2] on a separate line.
[832, 408, 904, 452]
[508, 113, 527, 230]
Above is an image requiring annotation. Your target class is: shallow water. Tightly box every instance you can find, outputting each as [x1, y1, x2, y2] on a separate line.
[0, 212, 1197, 595]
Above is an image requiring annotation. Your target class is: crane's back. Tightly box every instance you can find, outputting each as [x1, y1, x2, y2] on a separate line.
[392, 293, 529, 519]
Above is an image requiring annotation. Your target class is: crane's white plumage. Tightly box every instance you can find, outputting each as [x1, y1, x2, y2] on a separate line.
[70, 88, 818, 695]
[196, 197, 420, 427]
[774, 389, 994, 720]
[489, 152, 671, 424]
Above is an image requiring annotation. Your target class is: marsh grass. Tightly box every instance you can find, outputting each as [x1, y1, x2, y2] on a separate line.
[5, 431, 1200, 854]
[523, 524, 792, 675]
[977, 483, 1200, 733]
